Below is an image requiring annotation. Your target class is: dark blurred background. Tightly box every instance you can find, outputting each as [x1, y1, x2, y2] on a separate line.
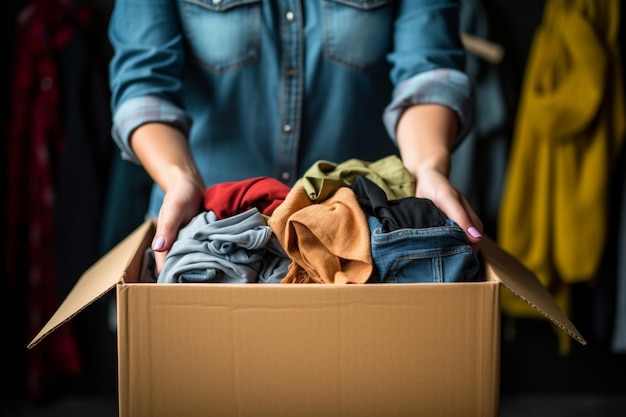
[1, 1, 625, 416]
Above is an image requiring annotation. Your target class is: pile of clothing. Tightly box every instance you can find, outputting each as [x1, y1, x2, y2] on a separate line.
[141, 155, 481, 285]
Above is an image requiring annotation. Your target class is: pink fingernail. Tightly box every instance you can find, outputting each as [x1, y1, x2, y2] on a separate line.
[153, 235, 166, 250]
[468, 226, 483, 238]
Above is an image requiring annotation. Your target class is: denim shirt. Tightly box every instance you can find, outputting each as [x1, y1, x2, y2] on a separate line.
[108, 0, 475, 218]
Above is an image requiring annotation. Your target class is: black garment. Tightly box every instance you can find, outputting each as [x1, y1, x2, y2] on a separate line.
[351, 175, 448, 232]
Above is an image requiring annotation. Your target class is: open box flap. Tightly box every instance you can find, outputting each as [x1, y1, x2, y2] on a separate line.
[27, 220, 154, 349]
[480, 236, 586, 345]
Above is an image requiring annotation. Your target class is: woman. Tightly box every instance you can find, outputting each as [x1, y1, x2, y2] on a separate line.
[108, 0, 483, 272]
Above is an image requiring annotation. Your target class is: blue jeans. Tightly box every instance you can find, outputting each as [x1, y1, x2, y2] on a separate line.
[367, 216, 480, 283]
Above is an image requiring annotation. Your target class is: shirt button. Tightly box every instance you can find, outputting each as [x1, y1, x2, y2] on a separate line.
[287, 67, 296, 77]
[283, 124, 292, 133]
[281, 172, 291, 181]
[286, 11, 295, 21]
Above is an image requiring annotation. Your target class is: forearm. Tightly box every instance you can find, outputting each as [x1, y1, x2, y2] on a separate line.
[130, 122, 205, 194]
[131, 122, 206, 268]
[395, 103, 482, 244]
[395, 104, 458, 182]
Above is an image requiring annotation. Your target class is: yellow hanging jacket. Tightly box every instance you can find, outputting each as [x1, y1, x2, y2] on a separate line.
[498, 0, 625, 353]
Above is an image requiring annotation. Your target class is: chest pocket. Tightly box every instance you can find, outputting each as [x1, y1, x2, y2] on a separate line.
[321, 0, 394, 71]
[179, 0, 262, 73]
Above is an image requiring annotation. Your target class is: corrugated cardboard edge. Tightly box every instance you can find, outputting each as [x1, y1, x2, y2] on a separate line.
[480, 236, 587, 345]
[27, 220, 154, 349]
[27, 221, 586, 348]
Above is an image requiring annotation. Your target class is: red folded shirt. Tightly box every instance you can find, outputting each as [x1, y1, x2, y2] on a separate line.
[204, 176, 291, 219]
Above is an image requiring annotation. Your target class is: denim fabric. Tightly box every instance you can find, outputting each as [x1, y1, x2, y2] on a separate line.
[367, 216, 480, 283]
[108, 0, 474, 219]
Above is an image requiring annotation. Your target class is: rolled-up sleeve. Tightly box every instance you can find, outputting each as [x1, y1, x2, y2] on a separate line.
[112, 96, 192, 163]
[383, 0, 475, 147]
[383, 68, 475, 147]
[108, 0, 190, 163]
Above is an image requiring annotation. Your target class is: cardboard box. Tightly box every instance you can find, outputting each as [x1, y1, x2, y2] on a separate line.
[29, 220, 585, 417]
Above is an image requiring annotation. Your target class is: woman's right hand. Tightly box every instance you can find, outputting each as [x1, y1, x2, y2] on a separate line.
[152, 177, 204, 273]
[129, 122, 206, 273]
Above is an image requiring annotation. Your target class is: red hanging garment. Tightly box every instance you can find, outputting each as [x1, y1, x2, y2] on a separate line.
[6, 0, 91, 400]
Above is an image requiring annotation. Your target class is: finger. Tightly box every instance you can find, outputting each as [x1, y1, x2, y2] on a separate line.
[152, 219, 180, 249]
[437, 188, 483, 247]
[152, 214, 179, 275]
[457, 193, 483, 249]
[457, 191, 482, 230]
[151, 196, 184, 254]
[154, 250, 168, 275]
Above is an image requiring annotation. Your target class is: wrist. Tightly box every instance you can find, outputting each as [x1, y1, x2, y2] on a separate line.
[396, 104, 456, 181]
[166, 165, 205, 194]
[414, 154, 451, 180]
